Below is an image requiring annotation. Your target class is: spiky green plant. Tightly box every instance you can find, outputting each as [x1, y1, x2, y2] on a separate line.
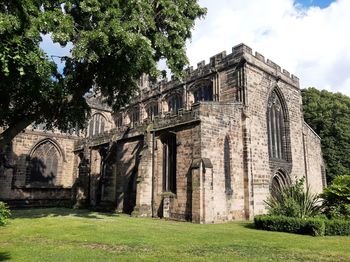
[0, 201, 11, 226]
[265, 178, 322, 218]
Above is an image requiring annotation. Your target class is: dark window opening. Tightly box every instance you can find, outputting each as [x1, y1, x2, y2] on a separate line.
[130, 110, 140, 127]
[194, 85, 213, 102]
[162, 134, 177, 193]
[26, 141, 61, 186]
[224, 136, 233, 194]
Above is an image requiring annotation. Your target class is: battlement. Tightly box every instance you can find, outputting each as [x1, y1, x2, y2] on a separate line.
[127, 43, 300, 109]
[147, 43, 299, 91]
[187, 43, 298, 85]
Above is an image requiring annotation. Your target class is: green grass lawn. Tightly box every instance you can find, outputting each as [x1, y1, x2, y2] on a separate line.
[0, 208, 349, 262]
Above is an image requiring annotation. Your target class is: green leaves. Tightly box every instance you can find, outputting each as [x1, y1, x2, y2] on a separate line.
[0, 201, 11, 226]
[302, 88, 350, 181]
[0, 0, 206, 149]
[265, 178, 322, 219]
[320, 175, 350, 219]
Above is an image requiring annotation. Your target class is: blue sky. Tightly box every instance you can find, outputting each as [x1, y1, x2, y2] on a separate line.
[41, 0, 349, 96]
[296, 0, 335, 8]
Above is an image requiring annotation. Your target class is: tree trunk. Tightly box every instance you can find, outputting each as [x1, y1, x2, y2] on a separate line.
[0, 116, 36, 152]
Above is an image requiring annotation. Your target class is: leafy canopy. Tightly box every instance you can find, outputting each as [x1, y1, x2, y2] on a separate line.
[320, 175, 350, 219]
[302, 87, 350, 181]
[0, 0, 206, 146]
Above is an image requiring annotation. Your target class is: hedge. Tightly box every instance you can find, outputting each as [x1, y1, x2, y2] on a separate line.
[254, 215, 325, 236]
[254, 215, 350, 236]
[325, 219, 350, 236]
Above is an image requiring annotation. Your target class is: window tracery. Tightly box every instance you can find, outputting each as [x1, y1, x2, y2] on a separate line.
[267, 90, 287, 160]
[26, 140, 62, 186]
[88, 113, 106, 137]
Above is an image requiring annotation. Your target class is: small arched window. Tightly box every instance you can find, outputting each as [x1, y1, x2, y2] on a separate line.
[88, 113, 106, 137]
[267, 90, 287, 160]
[168, 95, 182, 113]
[26, 140, 62, 186]
[193, 85, 213, 103]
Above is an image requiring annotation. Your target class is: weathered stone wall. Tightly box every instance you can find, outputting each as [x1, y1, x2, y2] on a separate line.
[303, 123, 326, 192]
[241, 47, 317, 216]
[112, 138, 143, 213]
[153, 122, 201, 221]
[0, 129, 78, 205]
[198, 103, 246, 222]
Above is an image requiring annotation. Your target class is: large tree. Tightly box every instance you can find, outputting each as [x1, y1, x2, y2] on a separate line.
[302, 87, 350, 182]
[0, 0, 206, 150]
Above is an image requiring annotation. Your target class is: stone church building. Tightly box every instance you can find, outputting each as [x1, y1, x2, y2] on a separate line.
[0, 43, 326, 223]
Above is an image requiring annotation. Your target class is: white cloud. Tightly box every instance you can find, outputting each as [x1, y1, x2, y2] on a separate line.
[186, 0, 350, 96]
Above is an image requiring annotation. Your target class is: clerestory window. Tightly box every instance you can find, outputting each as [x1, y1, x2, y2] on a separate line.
[88, 113, 106, 137]
[147, 103, 159, 120]
[193, 85, 213, 102]
[168, 95, 182, 113]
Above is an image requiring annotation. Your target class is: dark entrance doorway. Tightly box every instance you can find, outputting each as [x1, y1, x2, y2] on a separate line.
[123, 169, 137, 214]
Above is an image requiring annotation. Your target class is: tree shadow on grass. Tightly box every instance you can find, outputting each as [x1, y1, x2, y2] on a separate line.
[10, 208, 119, 220]
[242, 222, 257, 230]
[0, 252, 11, 261]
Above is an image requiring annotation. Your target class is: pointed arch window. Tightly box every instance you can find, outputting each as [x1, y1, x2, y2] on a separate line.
[270, 171, 290, 197]
[26, 140, 62, 186]
[267, 91, 287, 160]
[88, 113, 106, 137]
[168, 95, 182, 113]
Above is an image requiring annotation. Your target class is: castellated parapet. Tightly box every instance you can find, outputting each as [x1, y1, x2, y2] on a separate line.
[129, 43, 299, 109]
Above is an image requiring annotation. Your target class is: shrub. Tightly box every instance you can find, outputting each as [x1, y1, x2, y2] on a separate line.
[325, 219, 350, 236]
[265, 178, 321, 218]
[320, 175, 350, 219]
[0, 201, 11, 226]
[254, 215, 325, 236]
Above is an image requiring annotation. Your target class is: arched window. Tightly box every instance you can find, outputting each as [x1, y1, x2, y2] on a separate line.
[130, 108, 140, 127]
[147, 103, 159, 120]
[267, 90, 288, 160]
[88, 113, 106, 137]
[270, 171, 290, 197]
[193, 85, 213, 102]
[26, 140, 62, 186]
[168, 95, 182, 113]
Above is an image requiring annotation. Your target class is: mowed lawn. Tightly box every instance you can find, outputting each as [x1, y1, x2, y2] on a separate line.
[0, 208, 349, 262]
